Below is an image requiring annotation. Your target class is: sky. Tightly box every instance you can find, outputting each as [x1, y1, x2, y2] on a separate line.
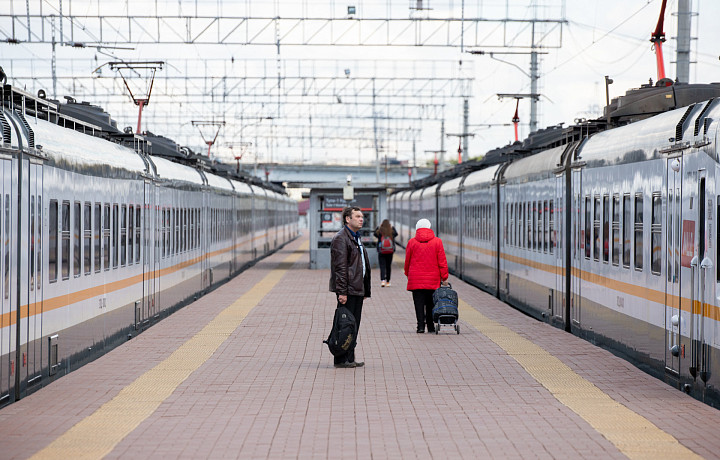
[1, 0, 719, 168]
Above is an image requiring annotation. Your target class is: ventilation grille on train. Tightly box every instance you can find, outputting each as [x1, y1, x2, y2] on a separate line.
[0, 111, 10, 144]
[675, 104, 695, 142]
[14, 110, 35, 148]
[693, 98, 715, 137]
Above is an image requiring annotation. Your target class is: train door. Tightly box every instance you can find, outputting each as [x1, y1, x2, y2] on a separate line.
[665, 158, 682, 375]
[23, 160, 43, 391]
[570, 168, 583, 329]
[0, 158, 10, 403]
[140, 181, 156, 329]
[553, 173, 565, 322]
[688, 168, 713, 381]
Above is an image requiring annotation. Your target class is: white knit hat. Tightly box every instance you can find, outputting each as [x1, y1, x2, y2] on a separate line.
[416, 218, 431, 230]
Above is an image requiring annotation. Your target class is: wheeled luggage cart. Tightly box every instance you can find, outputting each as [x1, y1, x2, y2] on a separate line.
[432, 285, 459, 334]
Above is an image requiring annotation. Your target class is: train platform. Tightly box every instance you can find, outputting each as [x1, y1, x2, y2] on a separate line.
[1, 233, 720, 459]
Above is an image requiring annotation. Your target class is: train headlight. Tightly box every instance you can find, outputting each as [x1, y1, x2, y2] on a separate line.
[671, 159, 680, 172]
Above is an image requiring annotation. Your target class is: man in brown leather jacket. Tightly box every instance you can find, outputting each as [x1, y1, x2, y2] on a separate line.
[329, 206, 371, 368]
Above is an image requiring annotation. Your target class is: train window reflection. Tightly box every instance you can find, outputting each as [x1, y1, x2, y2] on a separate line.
[623, 195, 631, 268]
[612, 195, 620, 266]
[74, 202, 81, 277]
[49, 199, 58, 283]
[62, 201, 70, 280]
[94, 203, 101, 273]
[593, 197, 600, 261]
[603, 195, 609, 263]
[103, 204, 110, 271]
[651, 193, 661, 274]
[584, 197, 591, 259]
[634, 195, 644, 271]
[84, 203, 91, 275]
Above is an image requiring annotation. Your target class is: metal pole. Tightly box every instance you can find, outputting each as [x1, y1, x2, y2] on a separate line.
[530, 50, 538, 133]
[440, 119, 446, 172]
[676, 0, 691, 83]
[373, 78, 379, 183]
[462, 98, 469, 162]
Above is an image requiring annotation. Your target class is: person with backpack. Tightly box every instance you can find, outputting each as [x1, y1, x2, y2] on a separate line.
[404, 218, 449, 333]
[373, 219, 398, 287]
[329, 206, 371, 368]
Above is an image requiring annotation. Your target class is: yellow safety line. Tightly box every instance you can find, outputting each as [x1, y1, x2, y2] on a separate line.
[458, 299, 701, 460]
[30, 240, 309, 460]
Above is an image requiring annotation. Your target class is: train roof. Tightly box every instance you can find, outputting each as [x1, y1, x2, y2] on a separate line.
[577, 98, 720, 168]
[420, 184, 440, 197]
[150, 155, 204, 185]
[463, 164, 501, 190]
[438, 176, 464, 195]
[502, 145, 566, 183]
[230, 180, 254, 196]
[29, 115, 148, 174]
[205, 172, 233, 191]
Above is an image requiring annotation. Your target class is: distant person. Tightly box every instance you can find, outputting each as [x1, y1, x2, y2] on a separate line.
[329, 206, 371, 368]
[404, 219, 449, 333]
[374, 219, 398, 287]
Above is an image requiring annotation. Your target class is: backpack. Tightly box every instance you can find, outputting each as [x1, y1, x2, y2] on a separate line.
[379, 235, 395, 254]
[324, 306, 357, 356]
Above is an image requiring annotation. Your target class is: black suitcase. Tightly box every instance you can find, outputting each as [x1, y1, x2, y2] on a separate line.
[432, 285, 459, 334]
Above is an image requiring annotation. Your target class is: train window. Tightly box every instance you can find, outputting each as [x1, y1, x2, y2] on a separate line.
[37, 196, 42, 289]
[506, 203, 510, 245]
[544, 200, 549, 253]
[184, 208, 188, 252]
[121, 205, 127, 266]
[73, 202, 81, 277]
[94, 203, 101, 273]
[612, 195, 620, 266]
[549, 200, 554, 253]
[162, 209, 167, 258]
[84, 203, 91, 275]
[651, 193, 661, 275]
[103, 204, 110, 271]
[525, 202, 530, 250]
[623, 195, 631, 268]
[634, 194, 644, 271]
[584, 197, 591, 259]
[49, 199, 58, 283]
[113, 204, 119, 269]
[603, 195, 609, 263]
[136, 207, 141, 263]
[62, 201, 70, 280]
[128, 205, 134, 265]
[532, 201, 538, 251]
[175, 208, 180, 253]
[30, 196, 35, 290]
[717, 198, 720, 282]
[593, 197, 600, 261]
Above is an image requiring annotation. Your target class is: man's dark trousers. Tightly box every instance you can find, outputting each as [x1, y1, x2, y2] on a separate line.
[334, 294, 364, 365]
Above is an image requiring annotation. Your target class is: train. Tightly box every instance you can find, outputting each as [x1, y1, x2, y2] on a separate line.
[391, 80, 720, 406]
[0, 80, 298, 406]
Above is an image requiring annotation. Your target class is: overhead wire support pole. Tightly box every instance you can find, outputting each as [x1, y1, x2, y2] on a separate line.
[108, 61, 164, 134]
[651, 0, 669, 84]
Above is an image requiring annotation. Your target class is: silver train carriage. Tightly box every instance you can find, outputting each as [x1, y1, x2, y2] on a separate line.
[0, 85, 297, 405]
[392, 97, 720, 406]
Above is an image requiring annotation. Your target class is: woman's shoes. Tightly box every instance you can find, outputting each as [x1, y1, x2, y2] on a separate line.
[385, 281, 391, 287]
[381, 280, 386, 287]
[416, 328, 424, 333]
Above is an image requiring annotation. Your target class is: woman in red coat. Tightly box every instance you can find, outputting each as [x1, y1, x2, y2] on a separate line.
[404, 218, 449, 333]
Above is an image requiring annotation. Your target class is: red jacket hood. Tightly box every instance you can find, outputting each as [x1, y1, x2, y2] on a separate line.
[415, 227, 435, 242]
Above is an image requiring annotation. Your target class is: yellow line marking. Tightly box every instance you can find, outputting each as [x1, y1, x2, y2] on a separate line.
[458, 299, 701, 460]
[30, 241, 309, 460]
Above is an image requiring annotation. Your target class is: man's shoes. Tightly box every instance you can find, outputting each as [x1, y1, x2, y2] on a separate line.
[385, 281, 391, 287]
[416, 328, 424, 333]
[334, 362, 357, 368]
[352, 361, 365, 367]
[381, 280, 386, 287]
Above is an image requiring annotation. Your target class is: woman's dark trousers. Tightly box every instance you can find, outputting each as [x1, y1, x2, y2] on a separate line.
[378, 253, 393, 281]
[412, 289, 435, 332]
